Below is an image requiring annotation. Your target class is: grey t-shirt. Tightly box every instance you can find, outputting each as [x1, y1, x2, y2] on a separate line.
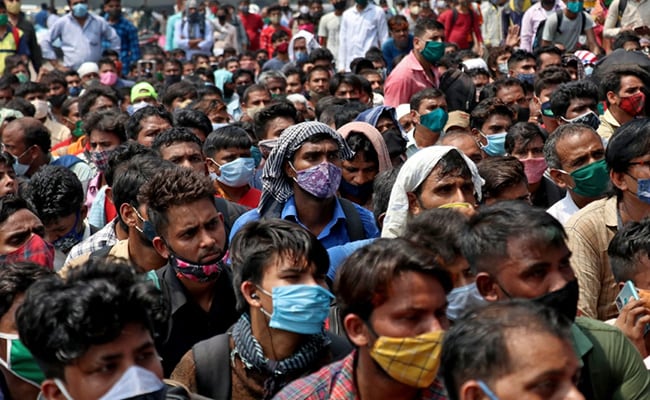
[542, 10, 594, 51]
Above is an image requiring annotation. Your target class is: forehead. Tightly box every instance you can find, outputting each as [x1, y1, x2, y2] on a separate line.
[373, 271, 447, 314]
[141, 116, 170, 128]
[419, 28, 443, 40]
[160, 141, 202, 157]
[295, 138, 338, 154]
[503, 234, 569, 269]
[0, 209, 42, 233]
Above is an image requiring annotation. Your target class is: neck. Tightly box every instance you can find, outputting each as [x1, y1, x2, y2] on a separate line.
[217, 182, 250, 202]
[278, 52, 289, 61]
[564, 8, 578, 18]
[250, 309, 305, 360]
[334, 9, 343, 15]
[114, 220, 129, 240]
[128, 235, 167, 272]
[619, 194, 650, 225]
[610, 105, 634, 125]
[413, 125, 438, 148]
[292, 187, 336, 237]
[455, 4, 468, 11]
[542, 2, 554, 10]
[528, 180, 541, 195]
[74, 15, 87, 24]
[568, 190, 601, 209]
[356, 4, 366, 11]
[413, 50, 432, 71]
[356, 349, 421, 400]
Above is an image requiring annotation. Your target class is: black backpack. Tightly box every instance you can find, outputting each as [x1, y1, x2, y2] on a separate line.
[438, 68, 476, 113]
[532, 9, 587, 51]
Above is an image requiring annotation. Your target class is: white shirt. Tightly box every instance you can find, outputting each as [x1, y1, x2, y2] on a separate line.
[547, 191, 580, 225]
[480, 2, 504, 47]
[318, 12, 342, 69]
[604, 0, 650, 38]
[520, 1, 565, 51]
[338, 3, 389, 72]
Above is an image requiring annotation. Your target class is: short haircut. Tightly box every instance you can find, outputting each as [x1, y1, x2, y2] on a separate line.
[533, 46, 563, 69]
[41, 70, 67, 88]
[387, 15, 408, 31]
[600, 66, 650, 106]
[345, 131, 378, 165]
[139, 166, 216, 237]
[229, 219, 329, 312]
[104, 142, 157, 188]
[0, 195, 36, 226]
[441, 300, 572, 400]
[258, 70, 287, 87]
[403, 208, 467, 265]
[203, 125, 253, 156]
[315, 95, 347, 119]
[533, 66, 571, 97]
[61, 98, 79, 118]
[5, 98, 35, 117]
[283, 67, 305, 84]
[493, 78, 524, 97]
[507, 49, 535, 70]
[409, 88, 445, 111]
[82, 109, 128, 142]
[334, 101, 370, 129]
[549, 80, 599, 119]
[486, 45, 513, 77]
[126, 105, 173, 140]
[308, 48, 334, 65]
[77, 86, 119, 116]
[253, 101, 297, 140]
[505, 122, 547, 154]
[15, 82, 47, 98]
[307, 65, 331, 81]
[613, 31, 641, 50]
[16, 259, 168, 379]
[329, 73, 362, 95]
[413, 18, 444, 39]
[196, 84, 223, 101]
[461, 201, 566, 275]
[607, 118, 650, 198]
[372, 167, 400, 224]
[270, 29, 290, 43]
[609, 218, 650, 283]
[478, 156, 527, 202]
[242, 83, 269, 105]
[0, 262, 53, 319]
[14, 119, 52, 153]
[190, 98, 227, 119]
[173, 108, 213, 138]
[543, 123, 598, 170]
[152, 127, 203, 152]
[470, 98, 515, 130]
[24, 165, 84, 224]
[161, 81, 197, 107]
[334, 238, 452, 321]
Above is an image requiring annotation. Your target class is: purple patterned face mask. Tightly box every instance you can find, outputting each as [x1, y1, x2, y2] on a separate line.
[290, 161, 342, 199]
[169, 252, 224, 283]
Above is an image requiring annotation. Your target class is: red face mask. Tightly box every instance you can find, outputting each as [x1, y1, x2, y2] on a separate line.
[0, 234, 54, 270]
[276, 42, 289, 53]
[619, 91, 646, 117]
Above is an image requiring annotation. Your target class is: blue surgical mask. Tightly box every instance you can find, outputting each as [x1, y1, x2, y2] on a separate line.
[634, 177, 650, 204]
[257, 284, 334, 335]
[72, 2, 89, 18]
[68, 86, 81, 97]
[209, 157, 256, 187]
[420, 108, 449, 132]
[498, 62, 508, 75]
[517, 73, 535, 85]
[295, 51, 309, 63]
[480, 131, 507, 157]
[446, 283, 487, 321]
[584, 65, 594, 76]
[12, 145, 33, 177]
[339, 178, 374, 202]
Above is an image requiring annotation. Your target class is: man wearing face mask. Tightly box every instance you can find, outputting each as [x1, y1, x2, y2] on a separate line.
[404, 88, 449, 156]
[172, 219, 352, 399]
[494, 78, 532, 123]
[465, 201, 650, 400]
[545, 124, 608, 224]
[470, 98, 515, 158]
[212, 6, 239, 54]
[41, 71, 68, 126]
[338, 0, 388, 73]
[520, 0, 565, 51]
[230, 121, 379, 248]
[16, 81, 72, 148]
[103, 0, 139, 77]
[240, 83, 272, 122]
[540, 0, 601, 55]
[551, 80, 601, 132]
[141, 166, 239, 376]
[0, 1, 29, 77]
[598, 67, 649, 141]
[276, 238, 451, 400]
[0, 196, 53, 269]
[384, 19, 445, 107]
[41, 0, 120, 71]
[260, 4, 292, 60]
[565, 118, 650, 321]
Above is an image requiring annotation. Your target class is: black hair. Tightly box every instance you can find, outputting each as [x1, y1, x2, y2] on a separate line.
[403, 208, 467, 265]
[270, 29, 290, 43]
[441, 300, 572, 400]
[161, 81, 197, 107]
[346, 132, 379, 166]
[409, 88, 445, 111]
[196, 84, 223, 101]
[414, 149, 472, 197]
[16, 259, 169, 379]
[507, 49, 535, 70]
[253, 101, 297, 140]
[333, 101, 370, 129]
[126, 105, 173, 140]
[152, 127, 203, 152]
[242, 84, 270, 104]
[0, 262, 53, 319]
[0, 195, 36, 225]
[543, 123, 600, 170]
[549, 80, 599, 119]
[606, 118, 650, 198]
[613, 31, 641, 50]
[24, 165, 83, 225]
[600, 66, 650, 106]
[15, 119, 52, 153]
[477, 156, 527, 202]
[78, 86, 119, 116]
[470, 98, 515, 130]
[316, 95, 347, 120]
[462, 201, 566, 275]
[533, 66, 571, 97]
[413, 17, 444, 39]
[82, 109, 128, 143]
[5, 98, 35, 117]
[505, 122, 547, 155]
[15, 82, 47, 98]
[533, 46, 563, 70]
[372, 167, 400, 225]
[104, 142, 157, 188]
[229, 219, 329, 312]
[203, 125, 253, 157]
[493, 78, 524, 98]
[609, 218, 650, 283]
[329, 73, 362, 96]
[308, 48, 334, 65]
[232, 68, 255, 84]
[173, 109, 213, 139]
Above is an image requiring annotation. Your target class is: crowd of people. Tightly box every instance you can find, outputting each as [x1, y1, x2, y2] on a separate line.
[0, 0, 650, 398]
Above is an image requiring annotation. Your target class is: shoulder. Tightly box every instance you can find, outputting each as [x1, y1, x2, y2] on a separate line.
[564, 197, 611, 231]
[274, 354, 352, 400]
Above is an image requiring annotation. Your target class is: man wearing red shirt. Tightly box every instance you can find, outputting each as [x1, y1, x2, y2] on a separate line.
[260, 4, 292, 58]
[438, 0, 483, 52]
[239, 0, 264, 51]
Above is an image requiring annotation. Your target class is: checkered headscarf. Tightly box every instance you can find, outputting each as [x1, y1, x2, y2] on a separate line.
[259, 121, 353, 214]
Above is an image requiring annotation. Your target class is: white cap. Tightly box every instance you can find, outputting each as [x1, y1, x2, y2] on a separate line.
[462, 57, 489, 72]
[77, 62, 99, 78]
[396, 103, 411, 120]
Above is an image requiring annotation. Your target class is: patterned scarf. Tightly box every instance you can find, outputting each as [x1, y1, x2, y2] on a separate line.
[230, 313, 331, 398]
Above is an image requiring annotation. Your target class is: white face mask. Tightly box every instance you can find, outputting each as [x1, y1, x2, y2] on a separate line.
[55, 365, 165, 400]
[30, 99, 49, 119]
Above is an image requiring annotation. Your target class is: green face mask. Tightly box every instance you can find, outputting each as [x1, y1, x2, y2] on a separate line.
[15, 72, 28, 84]
[0, 14, 9, 26]
[420, 40, 445, 64]
[72, 120, 84, 138]
[420, 107, 448, 132]
[563, 159, 610, 198]
[0, 333, 45, 387]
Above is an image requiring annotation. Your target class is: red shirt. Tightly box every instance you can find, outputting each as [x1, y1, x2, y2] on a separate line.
[260, 25, 291, 58]
[438, 8, 482, 50]
[239, 12, 264, 50]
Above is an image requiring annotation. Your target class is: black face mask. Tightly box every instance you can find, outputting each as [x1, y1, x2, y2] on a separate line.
[334, 1, 347, 10]
[48, 93, 68, 108]
[531, 279, 579, 322]
[165, 74, 182, 87]
[236, 84, 248, 98]
[516, 106, 530, 123]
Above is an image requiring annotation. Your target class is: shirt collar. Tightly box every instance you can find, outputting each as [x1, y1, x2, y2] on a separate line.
[281, 195, 346, 223]
[162, 266, 191, 314]
[570, 322, 593, 367]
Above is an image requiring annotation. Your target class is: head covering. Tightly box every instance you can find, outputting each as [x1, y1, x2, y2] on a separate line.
[444, 111, 470, 132]
[462, 58, 489, 72]
[381, 146, 483, 238]
[338, 122, 392, 173]
[130, 82, 158, 102]
[395, 104, 411, 120]
[574, 50, 598, 66]
[288, 30, 321, 62]
[77, 62, 98, 78]
[562, 54, 585, 81]
[260, 121, 353, 214]
[0, 108, 23, 125]
[213, 69, 233, 94]
[355, 106, 406, 137]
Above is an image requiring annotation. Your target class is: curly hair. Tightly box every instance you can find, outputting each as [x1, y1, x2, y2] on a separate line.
[0, 262, 53, 318]
[24, 165, 83, 225]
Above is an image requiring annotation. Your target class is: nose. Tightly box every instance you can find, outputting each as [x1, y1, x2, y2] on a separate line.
[199, 228, 217, 250]
[548, 270, 574, 293]
[565, 386, 585, 400]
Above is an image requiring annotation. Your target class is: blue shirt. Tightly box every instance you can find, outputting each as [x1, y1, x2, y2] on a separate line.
[327, 238, 375, 281]
[104, 15, 140, 76]
[165, 12, 182, 51]
[41, 13, 121, 70]
[382, 35, 413, 74]
[229, 196, 380, 249]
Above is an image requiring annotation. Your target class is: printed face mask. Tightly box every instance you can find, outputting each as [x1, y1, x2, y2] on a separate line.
[257, 284, 334, 334]
[0, 234, 54, 269]
[52, 212, 84, 253]
[168, 245, 225, 283]
[290, 161, 342, 199]
[618, 91, 646, 117]
[561, 110, 600, 130]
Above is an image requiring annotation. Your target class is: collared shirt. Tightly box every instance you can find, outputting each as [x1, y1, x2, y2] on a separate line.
[156, 264, 239, 376]
[174, 18, 214, 60]
[381, 35, 413, 73]
[547, 191, 580, 225]
[338, 3, 388, 72]
[41, 13, 121, 70]
[64, 218, 118, 266]
[520, 1, 565, 51]
[597, 109, 621, 140]
[384, 51, 439, 108]
[273, 351, 448, 400]
[604, 0, 650, 38]
[480, 2, 504, 47]
[104, 15, 141, 76]
[53, 221, 92, 271]
[229, 196, 380, 249]
[165, 12, 182, 51]
[564, 196, 618, 320]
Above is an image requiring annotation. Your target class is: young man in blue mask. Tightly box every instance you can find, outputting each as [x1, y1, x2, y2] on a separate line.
[470, 98, 515, 158]
[565, 118, 650, 321]
[171, 219, 351, 398]
[275, 238, 451, 399]
[550, 80, 600, 133]
[465, 201, 650, 399]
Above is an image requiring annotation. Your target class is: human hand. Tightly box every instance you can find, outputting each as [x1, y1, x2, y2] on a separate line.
[615, 299, 650, 357]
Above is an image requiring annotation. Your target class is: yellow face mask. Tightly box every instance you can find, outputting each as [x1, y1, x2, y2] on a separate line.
[369, 330, 445, 388]
[438, 202, 473, 209]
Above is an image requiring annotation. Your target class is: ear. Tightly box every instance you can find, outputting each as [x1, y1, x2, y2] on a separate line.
[41, 379, 67, 400]
[377, 212, 386, 230]
[548, 168, 571, 189]
[410, 109, 420, 125]
[532, 95, 541, 107]
[79, 205, 88, 221]
[283, 159, 295, 180]
[611, 170, 630, 193]
[407, 191, 421, 215]
[152, 236, 170, 259]
[618, 281, 626, 291]
[606, 90, 618, 107]
[241, 280, 262, 308]
[475, 272, 499, 302]
[206, 158, 219, 175]
[459, 381, 489, 400]
[120, 203, 138, 228]
[343, 314, 370, 347]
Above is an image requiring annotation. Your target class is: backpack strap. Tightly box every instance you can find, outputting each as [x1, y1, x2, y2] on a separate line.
[616, 0, 627, 27]
[556, 9, 564, 34]
[580, 10, 586, 34]
[193, 333, 232, 400]
[339, 198, 365, 242]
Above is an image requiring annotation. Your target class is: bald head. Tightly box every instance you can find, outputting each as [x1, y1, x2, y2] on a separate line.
[438, 132, 483, 165]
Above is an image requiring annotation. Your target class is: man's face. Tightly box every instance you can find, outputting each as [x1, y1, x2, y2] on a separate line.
[164, 62, 181, 77]
[54, 323, 163, 400]
[157, 198, 226, 264]
[287, 139, 341, 181]
[417, 96, 447, 116]
[225, 61, 240, 73]
[208, 147, 251, 171]
[137, 116, 172, 147]
[182, 62, 195, 76]
[538, 52, 562, 72]
[623, 40, 641, 51]
[611, 75, 645, 110]
[89, 96, 116, 113]
[23, 92, 45, 102]
[234, 74, 253, 89]
[562, 97, 597, 120]
[0, 162, 17, 197]
[48, 82, 66, 97]
[476, 114, 512, 146]
[89, 130, 122, 153]
[409, 165, 475, 212]
[365, 72, 383, 93]
[487, 331, 582, 400]
[266, 78, 286, 96]
[510, 134, 544, 161]
[632, 257, 650, 290]
[496, 85, 527, 108]
[0, 88, 12, 104]
[1, 126, 33, 172]
[208, 108, 230, 124]
[391, 23, 410, 45]
[484, 181, 531, 205]
[376, 116, 397, 133]
[104, 0, 120, 14]
[0, 209, 44, 254]
[307, 70, 329, 94]
[195, 56, 209, 70]
[342, 152, 378, 185]
[44, 211, 83, 244]
[240, 56, 257, 71]
[552, 130, 604, 190]
[263, 116, 294, 140]
[293, 38, 307, 54]
[244, 90, 271, 109]
[413, 29, 444, 54]
[509, 59, 536, 77]
[472, 74, 489, 94]
[65, 74, 81, 89]
[286, 74, 302, 94]
[334, 83, 360, 100]
[159, 142, 205, 174]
